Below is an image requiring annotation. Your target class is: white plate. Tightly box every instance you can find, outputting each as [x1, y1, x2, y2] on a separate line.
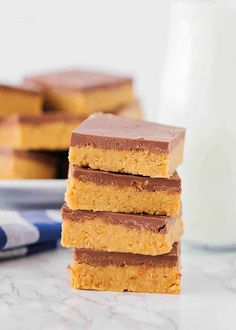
[0, 179, 66, 209]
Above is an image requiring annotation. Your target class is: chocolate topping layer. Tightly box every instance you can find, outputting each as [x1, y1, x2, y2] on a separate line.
[62, 204, 178, 233]
[0, 84, 40, 95]
[0, 148, 57, 166]
[23, 69, 132, 92]
[70, 114, 185, 152]
[70, 166, 181, 193]
[74, 243, 179, 267]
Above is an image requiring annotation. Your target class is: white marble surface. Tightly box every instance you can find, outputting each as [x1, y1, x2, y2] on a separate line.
[0, 244, 236, 330]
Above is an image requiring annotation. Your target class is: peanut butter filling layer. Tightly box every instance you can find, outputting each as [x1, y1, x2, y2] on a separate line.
[69, 140, 184, 178]
[70, 263, 180, 294]
[66, 178, 180, 216]
[0, 150, 57, 179]
[0, 85, 42, 117]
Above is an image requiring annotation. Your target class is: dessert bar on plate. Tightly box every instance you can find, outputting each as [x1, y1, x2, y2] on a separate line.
[24, 69, 134, 115]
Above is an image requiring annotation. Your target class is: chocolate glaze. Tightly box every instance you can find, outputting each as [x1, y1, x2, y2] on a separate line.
[62, 204, 179, 233]
[70, 166, 181, 193]
[73, 243, 179, 267]
[70, 114, 185, 152]
[23, 69, 132, 92]
[0, 148, 57, 166]
[0, 84, 40, 96]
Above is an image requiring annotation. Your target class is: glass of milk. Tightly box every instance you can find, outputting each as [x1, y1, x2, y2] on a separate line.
[158, 0, 236, 247]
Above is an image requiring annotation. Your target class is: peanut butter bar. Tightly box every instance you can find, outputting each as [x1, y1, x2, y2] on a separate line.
[69, 243, 181, 294]
[66, 166, 181, 216]
[23, 69, 134, 115]
[69, 114, 185, 178]
[61, 204, 183, 255]
[0, 84, 42, 117]
[0, 149, 57, 179]
[0, 113, 84, 150]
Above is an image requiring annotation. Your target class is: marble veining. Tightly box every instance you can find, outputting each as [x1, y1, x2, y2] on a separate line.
[0, 244, 235, 330]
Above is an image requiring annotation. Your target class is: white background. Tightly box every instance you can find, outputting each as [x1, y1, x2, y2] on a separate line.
[0, 0, 171, 119]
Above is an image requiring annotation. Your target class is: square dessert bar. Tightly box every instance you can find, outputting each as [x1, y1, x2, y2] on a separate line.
[61, 204, 183, 255]
[66, 166, 181, 216]
[23, 69, 134, 115]
[0, 85, 42, 117]
[69, 243, 181, 294]
[69, 114, 185, 178]
[0, 113, 83, 150]
[0, 149, 57, 179]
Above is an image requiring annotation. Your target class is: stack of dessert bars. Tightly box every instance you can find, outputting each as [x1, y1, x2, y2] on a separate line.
[62, 113, 185, 294]
[0, 69, 142, 179]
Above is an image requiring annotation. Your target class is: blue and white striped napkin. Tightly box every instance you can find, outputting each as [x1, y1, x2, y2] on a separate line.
[0, 209, 61, 260]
